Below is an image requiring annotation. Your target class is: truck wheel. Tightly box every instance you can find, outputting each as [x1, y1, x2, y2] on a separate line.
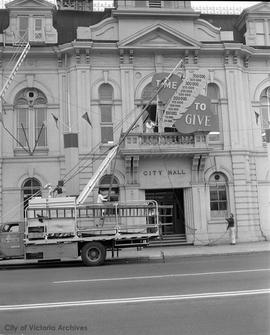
[81, 242, 106, 266]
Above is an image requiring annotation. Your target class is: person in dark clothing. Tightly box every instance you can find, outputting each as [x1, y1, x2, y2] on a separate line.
[226, 213, 236, 245]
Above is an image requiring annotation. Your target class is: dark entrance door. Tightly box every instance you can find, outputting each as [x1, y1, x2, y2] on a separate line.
[145, 189, 185, 236]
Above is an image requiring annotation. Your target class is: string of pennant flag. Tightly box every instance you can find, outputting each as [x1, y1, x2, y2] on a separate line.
[51, 112, 92, 129]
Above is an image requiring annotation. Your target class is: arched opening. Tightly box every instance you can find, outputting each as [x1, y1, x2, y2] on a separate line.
[22, 178, 42, 216]
[209, 172, 228, 218]
[260, 86, 270, 142]
[98, 174, 119, 202]
[15, 88, 47, 151]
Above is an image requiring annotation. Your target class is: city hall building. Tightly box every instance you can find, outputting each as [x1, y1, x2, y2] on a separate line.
[0, 0, 269, 245]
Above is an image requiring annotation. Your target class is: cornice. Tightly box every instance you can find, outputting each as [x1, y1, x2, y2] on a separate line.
[112, 8, 200, 19]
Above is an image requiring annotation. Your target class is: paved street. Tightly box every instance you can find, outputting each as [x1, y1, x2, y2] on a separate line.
[0, 252, 269, 335]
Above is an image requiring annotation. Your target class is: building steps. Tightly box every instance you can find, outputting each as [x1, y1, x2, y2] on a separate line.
[149, 234, 193, 247]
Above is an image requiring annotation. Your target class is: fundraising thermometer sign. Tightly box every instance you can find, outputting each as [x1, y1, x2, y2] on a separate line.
[174, 95, 218, 134]
[162, 71, 208, 128]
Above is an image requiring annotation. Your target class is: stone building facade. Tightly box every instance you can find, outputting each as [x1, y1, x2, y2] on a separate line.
[0, 0, 269, 245]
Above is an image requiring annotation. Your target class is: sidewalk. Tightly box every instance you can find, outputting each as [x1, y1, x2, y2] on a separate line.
[110, 240, 270, 261]
[1, 241, 269, 266]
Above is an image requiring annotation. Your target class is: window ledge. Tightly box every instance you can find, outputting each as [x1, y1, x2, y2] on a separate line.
[14, 147, 49, 156]
[100, 143, 115, 148]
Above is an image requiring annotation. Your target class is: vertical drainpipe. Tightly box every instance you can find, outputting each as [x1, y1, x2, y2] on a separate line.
[63, 132, 80, 196]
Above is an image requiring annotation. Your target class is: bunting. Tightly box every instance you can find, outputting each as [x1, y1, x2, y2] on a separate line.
[255, 111, 260, 125]
[51, 113, 59, 129]
[82, 112, 92, 127]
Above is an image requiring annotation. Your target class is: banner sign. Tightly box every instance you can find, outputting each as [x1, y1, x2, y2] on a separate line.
[151, 72, 182, 104]
[162, 70, 208, 128]
[174, 95, 218, 134]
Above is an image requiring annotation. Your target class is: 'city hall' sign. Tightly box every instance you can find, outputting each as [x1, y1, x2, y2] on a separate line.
[142, 169, 186, 176]
[140, 158, 192, 188]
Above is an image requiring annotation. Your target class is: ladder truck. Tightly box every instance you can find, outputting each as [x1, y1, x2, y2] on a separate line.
[0, 144, 162, 266]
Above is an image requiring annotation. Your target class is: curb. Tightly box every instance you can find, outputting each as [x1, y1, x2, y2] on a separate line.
[0, 246, 269, 267]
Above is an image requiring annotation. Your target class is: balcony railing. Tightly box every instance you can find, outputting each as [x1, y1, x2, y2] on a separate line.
[56, 0, 93, 11]
[120, 132, 210, 154]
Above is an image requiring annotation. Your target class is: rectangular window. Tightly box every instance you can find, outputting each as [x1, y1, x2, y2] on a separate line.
[255, 20, 266, 45]
[210, 185, 227, 217]
[261, 106, 269, 129]
[17, 108, 28, 146]
[100, 104, 113, 143]
[100, 105, 112, 122]
[101, 126, 113, 144]
[18, 16, 29, 41]
[33, 18, 43, 41]
[255, 21, 264, 33]
[148, 0, 162, 8]
[208, 102, 220, 142]
[35, 108, 47, 147]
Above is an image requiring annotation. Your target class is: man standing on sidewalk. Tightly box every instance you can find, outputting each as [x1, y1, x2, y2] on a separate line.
[226, 213, 236, 245]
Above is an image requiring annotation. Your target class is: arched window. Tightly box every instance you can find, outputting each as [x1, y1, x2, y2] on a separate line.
[207, 83, 221, 142]
[98, 174, 119, 202]
[141, 82, 156, 102]
[209, 172, 228, 218]
[15, 88, 47, 150]
[99, 84, 114, 144]
[260, 86, 270, 142]
[22, 178, 42, 216]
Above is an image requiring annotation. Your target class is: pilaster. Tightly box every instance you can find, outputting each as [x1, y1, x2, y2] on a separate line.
[231, 152, 264, 241]
[120, 50, 135, 132]
[183, 187, 195, 244]
[191, 185, 209, 245]
[191, 154, 209, 244]
[223, 52, 250, 149]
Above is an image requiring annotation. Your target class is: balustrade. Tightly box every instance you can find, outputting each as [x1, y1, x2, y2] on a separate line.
[120, 132, 210, 154]
[124, 133, 195, 147]
[57, 0, 93, 11]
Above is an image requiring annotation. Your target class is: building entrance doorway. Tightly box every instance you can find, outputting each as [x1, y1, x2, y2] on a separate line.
[145, 189, 185, 237]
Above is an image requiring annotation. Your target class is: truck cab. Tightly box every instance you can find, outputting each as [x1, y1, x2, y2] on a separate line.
[0, 222, 24, 259]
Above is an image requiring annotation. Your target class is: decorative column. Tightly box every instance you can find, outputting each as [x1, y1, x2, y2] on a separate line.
[191, 154, 209, 244]
[184, 187, 195, 244]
